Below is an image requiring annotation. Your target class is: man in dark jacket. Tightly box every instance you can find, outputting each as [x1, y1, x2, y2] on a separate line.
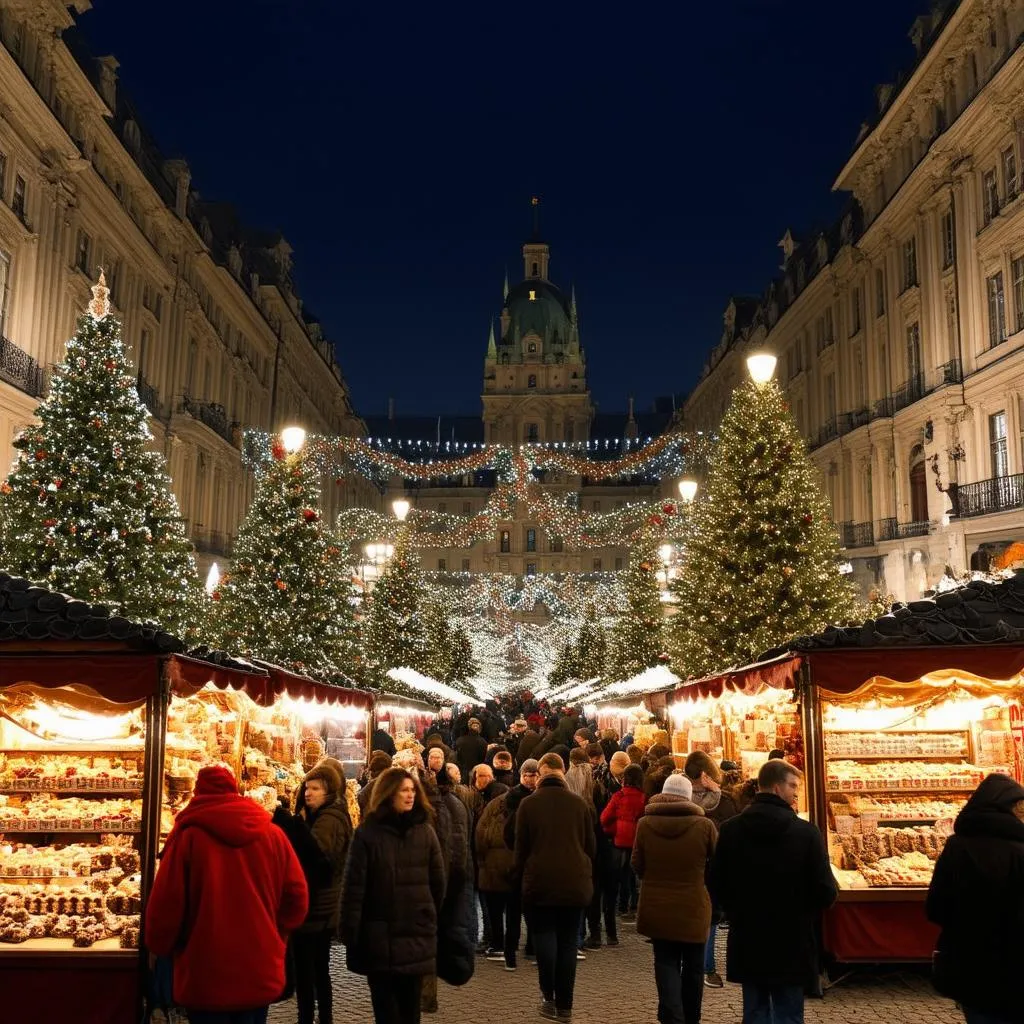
[455, 718, 488, 783]
[927, 772, 1024, 1022]
[469, 763, 509, 953]
[372, 726, 397, 756]
[709, 758, 836, 1024]
[514, 752, 596, 1022]
[503, 758, 540, 962]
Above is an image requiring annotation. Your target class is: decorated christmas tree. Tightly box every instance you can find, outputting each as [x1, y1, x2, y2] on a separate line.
[363, 531, 431, 679]
[213, 433, 360, 678]
[0, 274, 201, 635]
[606, 533, 668, 682]
[670, 373, 857, 677]
[422, 600, 478, 684]
[549, 602, 607, 685]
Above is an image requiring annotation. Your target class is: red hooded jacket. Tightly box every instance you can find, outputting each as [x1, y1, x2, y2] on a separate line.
[145, 767, 308, 1011]
[600, 784, 646, 850]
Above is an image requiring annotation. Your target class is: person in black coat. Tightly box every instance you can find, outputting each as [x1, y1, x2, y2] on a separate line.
[341, 768, 446, 1024]
[455, 719, 488, 784]
[927, 772, 1024, 1023]
[708, 759, 836, 1024]
[372, 726, 397, 757]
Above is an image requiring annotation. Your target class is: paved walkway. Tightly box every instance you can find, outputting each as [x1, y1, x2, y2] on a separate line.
[265, 923, 963, 1024]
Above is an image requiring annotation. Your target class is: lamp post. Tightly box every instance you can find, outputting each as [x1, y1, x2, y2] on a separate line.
[746, 352, 777, 385]
[658, 543, 674, 588]
[677, 478, 698, 504]
[392, 498, 411, 522]
[280, 425, 306, 454]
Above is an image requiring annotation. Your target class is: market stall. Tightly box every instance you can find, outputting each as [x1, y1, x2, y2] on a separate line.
[374, 692, 438, 749]
[665, 572, 1024, 964]
[0, 577, 374, 1023]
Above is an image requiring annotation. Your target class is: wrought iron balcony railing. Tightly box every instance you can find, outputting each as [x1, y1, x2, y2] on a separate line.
[953, 473, 1024, 519]
[879, 517, 931, 541]
[0, 335, 46, 398]
[840, 521, 875, 548]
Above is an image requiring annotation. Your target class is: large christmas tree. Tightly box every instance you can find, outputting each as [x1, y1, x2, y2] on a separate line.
[213, 436, 360, 678]
[670, 375, 857, 677]
[606, 533, 668, 682]
[0, 274, 200, 635]
[362, 532, 431, 679]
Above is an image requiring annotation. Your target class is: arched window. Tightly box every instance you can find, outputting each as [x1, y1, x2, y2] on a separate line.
[909, 444, 928, 522]
[528, 374, 537, 388]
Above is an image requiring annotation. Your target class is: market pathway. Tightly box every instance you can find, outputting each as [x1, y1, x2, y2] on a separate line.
[266, 924, 962, 1024]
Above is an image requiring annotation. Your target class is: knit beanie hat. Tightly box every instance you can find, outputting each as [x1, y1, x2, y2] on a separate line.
[662, 773, 693, 801]
[195, 765, 237, 796]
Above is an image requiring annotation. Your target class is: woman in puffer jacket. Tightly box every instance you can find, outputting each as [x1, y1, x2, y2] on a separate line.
[341, 767, 446, 1024]
[600, 763, 646, 920]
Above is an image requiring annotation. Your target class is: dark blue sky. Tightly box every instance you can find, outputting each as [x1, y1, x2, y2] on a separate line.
[79, 1, 926, 419]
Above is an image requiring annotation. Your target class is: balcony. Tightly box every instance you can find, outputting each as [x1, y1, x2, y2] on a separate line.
[878, 517, 931, 541]
[181, 396, 237, 446]
[891, 372, 926, 414]
[136, 374, 161, 418]
[837, 409, 870, 434]
[953, 473, 1024, 519]
[937, 358, 962, 386]
[872, 396, 896, 420]
[840, 521, 875, 548]
[0, 334, 46, 398]
[814, 417, 838, 448]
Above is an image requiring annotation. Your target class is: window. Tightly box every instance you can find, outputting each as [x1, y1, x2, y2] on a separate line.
[902, 236, 918, 290]
[875, 267, 886, 316]
[941, 209, 955, 270]
[990, 411, 1009, 478]
[591, 500, 601, 513]
[528, 342, 537, 353]
[592, 558, 602, 572]
[526, 528, 536, 552]
[906, 322, 922, 385]
[987, 271, 1007, 348]
[438, 558, 446, 571]
[526, 422, 538, 442]
[0, 249, 10, 339]
[461, 558, 471, 572]
[850, 287, 862, 335]
[549, 537, 563, 553]
[614, 557, 623, 571]
[75, 230, 91, 274]
[11, 176, 25, 221]
[527, 374, 537, 388]
[1004, 147, 1018, 200]
[500, 530, 510, 553]
[526, 562, 537, 576]
[983, 169, 999, 224]
[1013, 256, 1024, 333]
[462, 501, 471, 515]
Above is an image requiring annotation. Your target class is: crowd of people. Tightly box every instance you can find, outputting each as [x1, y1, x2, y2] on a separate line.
[142, 696, 1024, 1024]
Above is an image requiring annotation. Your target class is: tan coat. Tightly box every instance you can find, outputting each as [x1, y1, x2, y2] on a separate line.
[632, 794, 717, 944]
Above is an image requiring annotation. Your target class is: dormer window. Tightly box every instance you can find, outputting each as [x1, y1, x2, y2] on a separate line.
[528, 290, 536, 301]
[528, 374, 537, 388]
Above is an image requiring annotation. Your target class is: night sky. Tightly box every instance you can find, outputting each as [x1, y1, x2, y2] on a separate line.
[78, 1, 926, 422]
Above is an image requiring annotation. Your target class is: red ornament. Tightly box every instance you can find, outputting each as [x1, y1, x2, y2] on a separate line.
[275, 580, 288, 591]
[647, 514, 664, 527]
[0, 483, 10, 495]
[302, 508, 318, 523]
[662, 503, 676, 516]
[104, 359, 115, 371]
[271, 442, 286, 461]
[34, 451, 46, 461]
[211, 590, 221, 602]
[53, 479, 63, 489]
[802, 513, 813, 525]
[43, 518, 57, 528]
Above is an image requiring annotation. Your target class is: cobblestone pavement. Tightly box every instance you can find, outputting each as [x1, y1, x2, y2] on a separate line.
[266, 923, 964, 1024]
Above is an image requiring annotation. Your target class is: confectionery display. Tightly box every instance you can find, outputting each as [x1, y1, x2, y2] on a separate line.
[825, 731, 967, 758]
[825, 759, 985, 791]
[832, 793, 967, 821]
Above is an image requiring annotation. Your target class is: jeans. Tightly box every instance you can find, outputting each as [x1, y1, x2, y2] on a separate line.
[704, 922, 718, 973]
[367, 973, 422, 1024]
[188, 1012, 269, 1024]
[483, 890, 509, 952]
[652, 939, 705, 1024]
[528, 905, 582, 1013]
[741, 984, 804, 1024]
[614, 847, 638, 911]
[293, 928, 333, 1024]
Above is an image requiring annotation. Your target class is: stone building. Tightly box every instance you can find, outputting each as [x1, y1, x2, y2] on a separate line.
[366, 228, 678, 577]
[683, 0, 1024, 600]
[0, 0, 371, 571]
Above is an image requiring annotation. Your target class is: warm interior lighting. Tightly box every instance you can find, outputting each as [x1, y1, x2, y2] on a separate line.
[205, 562, 221, 595]
[281, 426, 306, 453]
[392, 498, 411, 522]
[677, 478, 698, 503]
[528, 290, 537, 301]
[746, 352, 777, 384]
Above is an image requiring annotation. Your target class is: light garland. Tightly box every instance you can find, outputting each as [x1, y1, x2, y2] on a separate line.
[386, 667, 479, 706]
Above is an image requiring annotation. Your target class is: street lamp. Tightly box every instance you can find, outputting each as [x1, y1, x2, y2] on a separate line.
[281, 425, 306, 453]
[392, 498, 411, 522]
[746, 352, 777, 385]
[677, 478, 698, 503]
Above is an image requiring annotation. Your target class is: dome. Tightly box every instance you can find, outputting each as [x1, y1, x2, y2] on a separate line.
[503, 278, 572, 347]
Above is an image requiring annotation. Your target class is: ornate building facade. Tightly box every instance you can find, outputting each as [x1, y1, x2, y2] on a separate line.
[0, 0, 371, 571]
[683, 0, 1024, 600]
[369, 230, 677, 577]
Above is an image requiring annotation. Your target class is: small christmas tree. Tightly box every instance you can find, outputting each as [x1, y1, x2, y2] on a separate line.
[670, 375, 857, 677]
[0, 273, 200, 634]
[422, 601, 479, 685]
[549, 603, 607, 686]
[363, 532, 431, 679]
[606, 532, 668, 682]
[213, 436, 360, 678]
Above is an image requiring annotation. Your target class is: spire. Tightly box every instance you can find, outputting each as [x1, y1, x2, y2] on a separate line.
[503, 268, 509, 301]
[625, 395, 638, 440]
[486, 319, 496, 358]
[570, 285, 578, 326]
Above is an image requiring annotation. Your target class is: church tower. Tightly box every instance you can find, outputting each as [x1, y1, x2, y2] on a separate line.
[482, 200, 593, 445]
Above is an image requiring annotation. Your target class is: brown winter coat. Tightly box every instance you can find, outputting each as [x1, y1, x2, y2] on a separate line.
[514, 775, 595, 908]
[632, 793, 717, 944]
[475, 794, 515, 893]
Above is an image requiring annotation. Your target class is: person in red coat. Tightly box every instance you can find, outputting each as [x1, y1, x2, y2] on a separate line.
[600, 763, 646, 922]
[145, 765, 309, 1024]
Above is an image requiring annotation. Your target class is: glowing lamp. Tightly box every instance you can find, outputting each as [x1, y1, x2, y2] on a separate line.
[658, 544, 674, 565]
[392, 498, 411, 522]
[746, 352, 777, 384]
[677, 478, 698, 503]
[205, 562, 221, 595]
[281, 426, 306, 453]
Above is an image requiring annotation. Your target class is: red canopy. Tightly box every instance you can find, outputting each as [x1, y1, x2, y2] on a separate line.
[0, 653, 160, 703]
[671, 653, 802, 704]
[266, 666, 374, 711]
[165, 653, 273, 705]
